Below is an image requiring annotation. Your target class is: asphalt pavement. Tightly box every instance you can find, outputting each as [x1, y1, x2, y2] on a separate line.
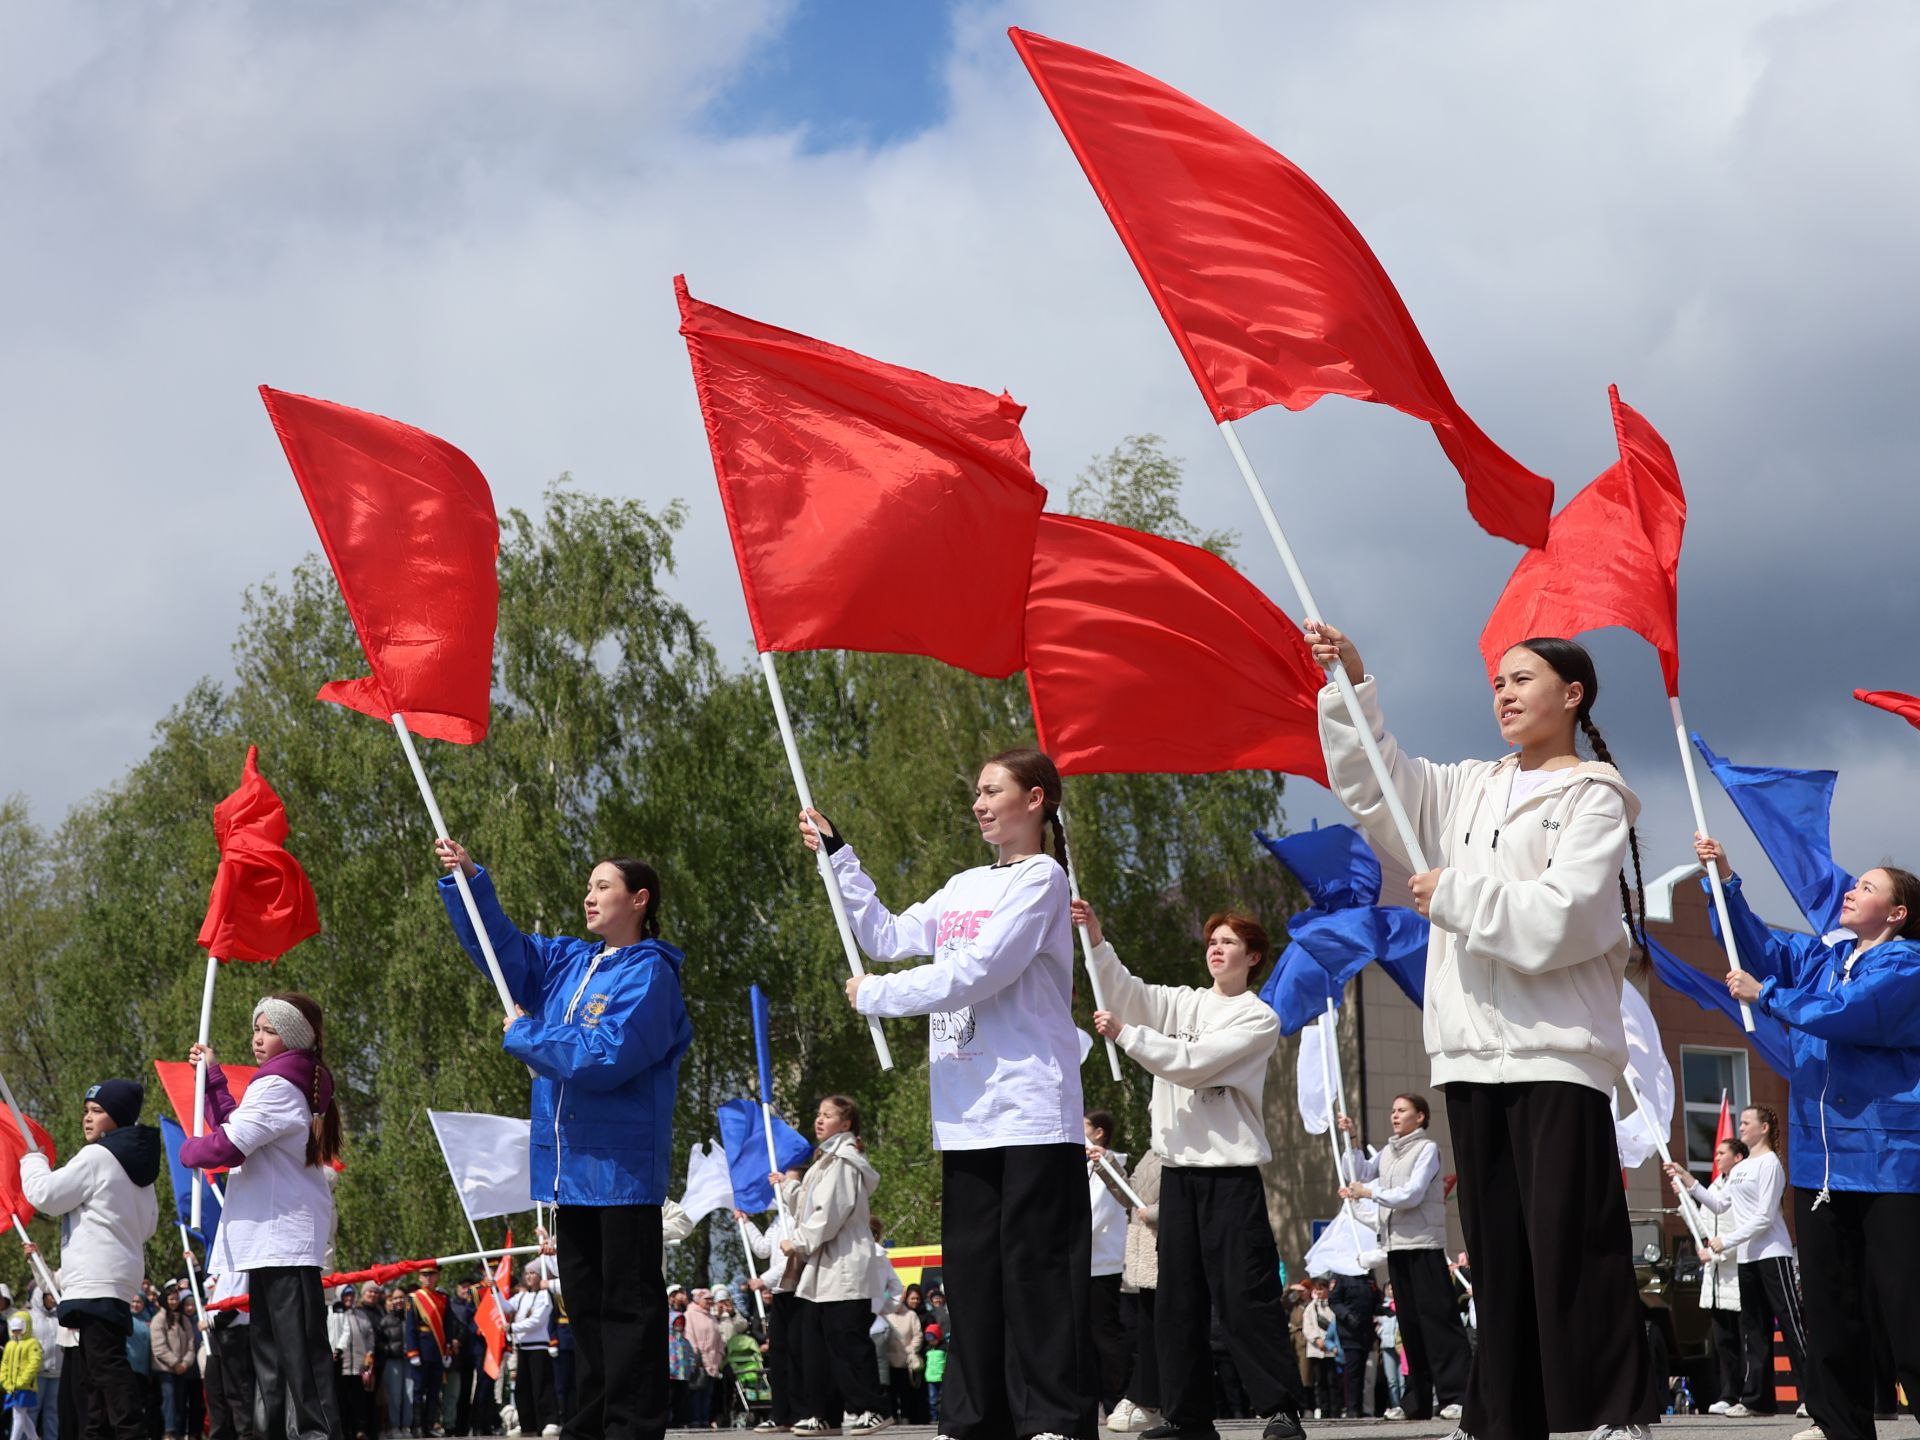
[650, 1419, 1918, 1440]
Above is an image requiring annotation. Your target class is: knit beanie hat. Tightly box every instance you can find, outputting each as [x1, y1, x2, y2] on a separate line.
[85, 1079, 144, 1128]
[253, 997, 316, 1052]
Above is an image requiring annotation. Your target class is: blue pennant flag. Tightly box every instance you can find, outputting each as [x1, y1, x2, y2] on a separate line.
[1693, 734, 1852, 939]
[1646, 933, 1790, 1079]
[751, 984, 775, 1108]
[1257, 825, 1382, 911]
[717, 1097, 812, 1214]
[159, 1116, 220, 1251]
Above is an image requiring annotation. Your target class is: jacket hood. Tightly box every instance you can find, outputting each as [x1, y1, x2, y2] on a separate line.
[816, 1129, 878, 1185]
[98, 1123, 162, 1187]
[1485, 753, 1642, 826]
[607, 936, 684, 978]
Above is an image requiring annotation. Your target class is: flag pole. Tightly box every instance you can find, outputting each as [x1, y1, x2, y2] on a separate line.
[391, 712, 517, 1019]
[0, 1069, 62, 1300]
[1058, 809, 1123, 1082]
[1217, 420, 1430, 873]
[757, 652, 893, 1071]
[1318, 1006, 1367, 1266]
[1667, 694, 1755, 1031]
[736, 1214, 769, 1323]
[178, 1222, 209, 1323]
[191, 953, 220, 1230]
[1095, 1151, 1146, 1211]
[1626, 1075, 1707, 1248]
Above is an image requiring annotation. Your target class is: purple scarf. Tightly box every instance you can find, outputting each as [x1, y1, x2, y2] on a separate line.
[177, 1050, 332, 1170]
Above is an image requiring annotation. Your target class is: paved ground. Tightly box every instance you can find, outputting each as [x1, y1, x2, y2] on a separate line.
[650, 1420, 1919, 1440]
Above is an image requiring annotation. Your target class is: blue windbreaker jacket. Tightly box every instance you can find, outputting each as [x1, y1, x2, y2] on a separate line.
[1710, 873, 1920, 1195]
[440, 868, 692, 1206]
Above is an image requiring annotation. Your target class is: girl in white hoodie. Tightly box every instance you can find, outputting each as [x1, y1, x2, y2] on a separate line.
[1309, 625, 1655, 1440]
[780, 1096, 888, 1438]
[803, 746, 1090, 1440]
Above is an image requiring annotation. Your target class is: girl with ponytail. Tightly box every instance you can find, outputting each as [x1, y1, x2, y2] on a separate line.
[183, 992, 342, 1440]
[800, 745, 1092, 1440]
[1308, 625, 1656, 1440]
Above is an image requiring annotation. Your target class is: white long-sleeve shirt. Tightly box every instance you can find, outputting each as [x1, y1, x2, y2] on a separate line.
[505, 1289, 553, 1349]
[839, 847, 1081, 1149]
[1089, 1154, 1129, 1277]
[1087, 942, 1279, 1165]
[739, 1212, 797, 1294]
[209, 1075, 335, 1271]
[1688, 1150, 1792, 1262]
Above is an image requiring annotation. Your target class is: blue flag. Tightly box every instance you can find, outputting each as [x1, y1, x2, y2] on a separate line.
[1646, 933, 1790, 1079]
[717, 1097, 812, 1213]
[750, 984, 775, 1108]
[1693, 734, 1852, 939]
[1257, 825, 1382, 910]
[159, 1116, 220, 1251]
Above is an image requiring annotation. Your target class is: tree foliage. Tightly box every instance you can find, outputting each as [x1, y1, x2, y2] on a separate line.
[0, 438, 1303, 1292]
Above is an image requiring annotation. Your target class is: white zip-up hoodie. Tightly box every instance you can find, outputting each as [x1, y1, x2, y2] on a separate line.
[20, 1139, 159, 1304]
[1321, 677, 1639, 1093]
[839, 847, 1080, 1149]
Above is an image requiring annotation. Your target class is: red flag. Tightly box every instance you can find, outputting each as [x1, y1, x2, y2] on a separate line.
[260, 386, 499, 744]
[1709, 1092, 1733, 1181]
[198, 747, 320, 963]
[475, 1229, 513, 1380]
[1855, 689, 1920, 730]
[154, 1060, 256, 1175]
[0, 1113, 58, 1225]
[1479, 387, 1687, 694]
[677, 277, 1047, 678]
[1024, 514, 1328, 783]
[1009, 28, 1553, 549]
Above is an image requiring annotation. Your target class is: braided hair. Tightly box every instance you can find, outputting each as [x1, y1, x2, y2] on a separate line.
[983, 747, 1068, 870]
[598, 858, 663, 939]
[1513, 637, 1648, 964]
[268, 992, 342, 1168]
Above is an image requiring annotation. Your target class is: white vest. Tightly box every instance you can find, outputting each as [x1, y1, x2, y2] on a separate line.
[1377, 1131, 1446, 1252]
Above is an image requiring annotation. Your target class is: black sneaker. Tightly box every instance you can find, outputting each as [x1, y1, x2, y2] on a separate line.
[1139, 1426, 1218, 1440]
[1262, 1414, 1306, 1440]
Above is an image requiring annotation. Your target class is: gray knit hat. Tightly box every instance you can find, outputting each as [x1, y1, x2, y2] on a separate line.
[253, 997, 316, 1052]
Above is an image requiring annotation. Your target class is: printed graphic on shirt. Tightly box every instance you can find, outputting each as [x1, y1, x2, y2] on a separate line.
[931, 1008, 977, 1049]
[581, 995, 611, 1027]
[1177, 1028, 1227, 1098]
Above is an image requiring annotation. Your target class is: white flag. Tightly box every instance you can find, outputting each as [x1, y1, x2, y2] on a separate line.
[677, 1138, 735, 1224]
[1613, 980, 1674, 1168]
[427, 1110, 533, 1221]
[1296, 1012, 1335, 1136]
[1305, 1205, 1382, 1278]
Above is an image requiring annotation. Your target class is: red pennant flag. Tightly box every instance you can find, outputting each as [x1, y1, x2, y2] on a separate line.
[1709, 1093, 1733, 1181]
[0, 1113, 58, 1225]
[1479, 387, 1687, 695]
[198, 747, 320, 963]
[155, 1060, 256, 1175]
[1009, 28, 1553, 549]
[475, 1228, 513, 1380]
[1024, 514, 1328, 783]
[1854, 689, 1920, 730]
[677, 277, 1047, 678]
[260, 386, 500, 744]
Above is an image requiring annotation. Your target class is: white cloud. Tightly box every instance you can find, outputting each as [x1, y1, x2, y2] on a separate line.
[4, 0, 1918, 918]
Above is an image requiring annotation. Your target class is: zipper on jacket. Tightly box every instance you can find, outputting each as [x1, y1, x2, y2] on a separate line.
[551, 950, 611, 1204]
[1813, 951, 1858, 1208]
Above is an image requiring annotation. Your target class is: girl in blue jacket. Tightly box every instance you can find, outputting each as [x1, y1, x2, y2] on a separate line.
[1695, 833, 1920, 1440]
[435, 839, 693, 1440]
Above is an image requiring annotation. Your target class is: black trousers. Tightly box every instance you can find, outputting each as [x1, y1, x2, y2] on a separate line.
[1309, 1358, 1339, 1418]
[1155, 1166, 1298, 1427]
[206, 1327, 257, 1440]
[1338, 1323, 1374, 1417]
[1125, 1287, 1159, 1411]
[1709, 1311, 1743, 1406]
[1445, 1080, 1653, 1440]
[68, 1315, 145, 1440]
[250, 1267, 342, 1440]
[451, 1363, 475, 1436]
[766, 1293, 803, 1427]
[1089, 1275, 1131, 1411]
[516, 1349, 557, 1434]
[1794, 1186, 1920, 1440]
[1736, 1256, 1809, 1412]
[941, 1143, 1094, 1440]
[796, 1298, 888, 1421]
[556, 1202, 666, 1440]
[1388, 1249, 1471, 1417]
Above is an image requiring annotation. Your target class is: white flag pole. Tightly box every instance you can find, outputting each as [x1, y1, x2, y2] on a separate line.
[1668, 695, 1755, 1031]
[433, 1242, 545, 1268]
[0, 1069, 36, 1156]
[736, 1214, 769, 1322]
[1216, 421, 1430, 874]
[1058, 810, 1123, 1082]
[1095, 1151, 1146, 1211]
[391, 712, 517, 1019]
[758, 652, 892, 1071]
[191, 953, 220, 1230]
[178, 1222, 209, 1322]
[1626, 1075, 1707, 1248]
[0, 1069, 62, 1300]
[1321, 1000, 1350, 1185]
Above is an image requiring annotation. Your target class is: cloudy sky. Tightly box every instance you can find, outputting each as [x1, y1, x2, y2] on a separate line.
[5, 0, 1917, 923]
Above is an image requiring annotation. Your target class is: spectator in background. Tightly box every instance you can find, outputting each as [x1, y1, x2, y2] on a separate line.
[148, 1290, 194, 1440]
[377, 1291, 411, 1439]
[27, 1292, 59, 1440]
[125, 1293, 157, 1440]
[1376, 1287, 1405, 1419]
[1302, 1280, 1338, 1419]
[446, 1282, 476, 1437]
[1330, 1272, 1380, 1419]
[3, 1313, 43, 1440]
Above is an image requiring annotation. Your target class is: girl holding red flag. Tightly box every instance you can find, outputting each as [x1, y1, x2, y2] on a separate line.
[434, 839, 693, 1440]
[1309, 624, 1656, 1440]
[183, 993, 342, 1440]
[803, 746, 1093, 1440]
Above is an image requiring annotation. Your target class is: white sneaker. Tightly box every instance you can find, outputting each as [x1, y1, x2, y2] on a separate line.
[1796, 1406, 1810, 1418]
[1384, 1409, 1406, 1421]
[1588, 1428, 1652, 1440]
[1706, 1401, 1731, 1416]
[542, 1428, 561, 1438]
[792, 1422, 840, 1438]
[1793, 1428, 1824, 1440]
[1723, 1403, 1752, 1418]
[1440, 1404, 1463, 1420]
[845, 1416, 892, 1438]
[1105, 1401, 1135, 1432]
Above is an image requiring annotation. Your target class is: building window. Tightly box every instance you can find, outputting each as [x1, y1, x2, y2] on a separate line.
[1679, 1047, 1750, 1176]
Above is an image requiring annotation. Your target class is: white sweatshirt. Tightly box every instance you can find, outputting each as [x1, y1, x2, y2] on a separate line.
[505, 1288, 553, 1348]
[210, 1075, 335, 1272]
[20, 1145, 158, 1303]
[839, 847, 1081, 1149]
[1088, 1153, 1130, 1277]
[1320, 677, 1639, 1093]
[1688, 1150, 1792, 1263]
[739, 1211, 797, 1294]
[1087, 942, 1279, 1165]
